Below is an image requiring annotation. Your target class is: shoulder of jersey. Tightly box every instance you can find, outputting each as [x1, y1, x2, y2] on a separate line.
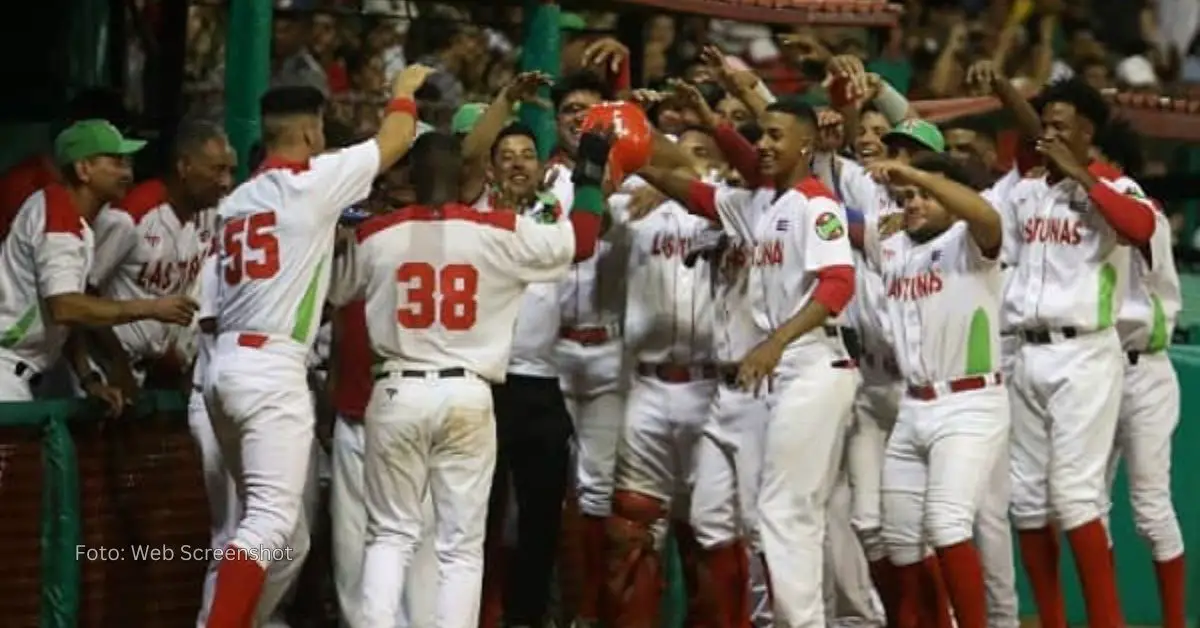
[37, 183, 88, 238]
[356, 204, 519, 244]
[110, 179, 169, 226]
[793, 176, 839, 203]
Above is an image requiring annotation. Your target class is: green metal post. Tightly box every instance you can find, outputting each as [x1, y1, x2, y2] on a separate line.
[518, 0, 561, 160]
[224, 0, 273, 181]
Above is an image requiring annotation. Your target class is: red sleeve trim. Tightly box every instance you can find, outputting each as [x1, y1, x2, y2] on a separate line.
[794, 176, 837, 201]
[811, 264, 855, 315]
[1014, 142, 1041, 176]
[113, 179, 169, 226]
[385, 97, 418, 118]
[569, 211, 602, 262]
[1087, 181, 1154, 246]
[612, 58, 632, 93]
[42, 185, 84, 238]
[714, 123, 760, 188]
[686, 180, 720, 222]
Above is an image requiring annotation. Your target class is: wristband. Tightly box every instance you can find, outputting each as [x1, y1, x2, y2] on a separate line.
[385, 97, 418, 118]
[571, 185, 607, 217]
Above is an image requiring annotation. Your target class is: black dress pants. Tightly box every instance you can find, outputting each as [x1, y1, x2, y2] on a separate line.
[488, 373, 574, 624]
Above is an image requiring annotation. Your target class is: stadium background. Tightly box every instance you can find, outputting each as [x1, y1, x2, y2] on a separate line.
[0, 0, 1197, 625]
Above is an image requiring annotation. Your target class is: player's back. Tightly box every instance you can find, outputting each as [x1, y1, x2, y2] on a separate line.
[213, 144, 381, 348]
[355, 203, 578, 382]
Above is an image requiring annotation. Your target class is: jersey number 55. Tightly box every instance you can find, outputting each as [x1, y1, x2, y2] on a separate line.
[223, 212, 281, 285]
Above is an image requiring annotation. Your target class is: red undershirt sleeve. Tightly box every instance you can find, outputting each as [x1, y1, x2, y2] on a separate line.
[1087, 181, 1154, 246]
[713, 123, 761, 188]
[568, 184, 606, 262]
[811, 265, 855, 315]
[686, 180, 720, 222]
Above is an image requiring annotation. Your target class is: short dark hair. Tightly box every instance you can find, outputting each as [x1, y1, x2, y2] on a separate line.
[552, 71, 613, 110]
[910, 153, 975, 188]
[1096, 117, 1145, 178]
[409, 132, 464, 205]
[695, 82, 727, 109]
[490, 123, 539, 162]
[260, 85, 326, 119]
[738, 122, 763, 144]
[941, 115, 998, 142]
[1035, 77, 1110, 130]
[171, 119, 227, 163]
[764, 96, 819, 128]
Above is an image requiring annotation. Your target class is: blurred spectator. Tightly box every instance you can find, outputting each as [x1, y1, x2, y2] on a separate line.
[406, 14, 486, 115]
[271, 10, 330, 93]
[311, 11, 350, 93]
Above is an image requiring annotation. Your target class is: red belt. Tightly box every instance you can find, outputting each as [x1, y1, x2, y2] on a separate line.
[907, 372, 1003, 401]
[636, 362, 717, 383]
[831, 358, 857, 370]
[559, 326, 613, 346]
[237, 333, 269, 349]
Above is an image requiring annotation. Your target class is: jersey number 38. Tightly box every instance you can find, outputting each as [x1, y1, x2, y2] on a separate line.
[223, 212, 281, 285]
[396, 262, 479, 331]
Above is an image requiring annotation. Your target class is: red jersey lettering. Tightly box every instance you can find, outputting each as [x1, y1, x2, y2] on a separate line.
[886, 270, 945, 301]
[1022, 217, 1084, 245]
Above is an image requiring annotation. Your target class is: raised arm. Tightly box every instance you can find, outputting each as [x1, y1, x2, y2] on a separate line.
[460, 72, 554, 203]
[1039, 140, 1155, 247]
[869, 160, 1003, 255]
[372, 65, 436, 175]
[636, 165, 719, 223]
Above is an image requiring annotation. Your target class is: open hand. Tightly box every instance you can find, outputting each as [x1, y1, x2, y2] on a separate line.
[878, 212, 906, 238]
[502, 71, 554, 108]
[666, 79, 718, 128]
[85, 380, 127, 419]
[736, 338, 785, 397]
[149, 295, 199, 326]
[582, 37, 630, 74]
[965, 60, 1003, 93]
[865, 159, 919, 185]
[626, 185, 668, 221]
[393, 64, 436, 96]
[1036, 136, 1087, 180]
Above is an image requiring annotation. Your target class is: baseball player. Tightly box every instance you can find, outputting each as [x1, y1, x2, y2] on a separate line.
[999, 78, 1157, 628]
[1094, 120, 1187, 628]
[86, 121, 233, 391]
[201, 66, 431, 627]
[188, 254, 240, 627]
[856, 154, 1008, 628]
[327, 162, 440, 628]
[546, 71, 631, 626]
[602, 128, 724, 626]
[351, 129, 610, 628]
[0, 119, 196, 403]
[637, 98, 858, 628]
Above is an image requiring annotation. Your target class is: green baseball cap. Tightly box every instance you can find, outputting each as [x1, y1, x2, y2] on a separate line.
[54, 119, 146, 166]
[883, 118, 945, 153]
[559, 12, 587, 31]
[451, 103, 488, 135]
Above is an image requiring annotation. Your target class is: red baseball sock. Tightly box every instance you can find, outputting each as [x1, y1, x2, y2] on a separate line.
[1018, 526, 1067, 628]
[578, 514, 608, 620]
[869, 558, 902, 628]
[1065, 520, 1124, 628]
[919, 556, 954, 628]
[1154, 555, 1186, 628]
[895, 562, 926, 628]
[205, 549, 266, 628]
[936, 541, 989, 628]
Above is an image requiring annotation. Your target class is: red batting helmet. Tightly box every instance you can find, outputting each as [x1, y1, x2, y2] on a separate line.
[579, 101, 653, 186]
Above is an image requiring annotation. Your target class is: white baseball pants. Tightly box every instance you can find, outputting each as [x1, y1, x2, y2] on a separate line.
[824, 470, 885, 626]
[1009, 330, 1122, 531]
[205, 336, 314, 623]
[557, 339, 625, 517]
[360, 371, 496, 628]
[977, 334, 1022, 628]
[0, 350, 35, 401]
[757, 356, 857, 628]
[187, 388, 240, 627]
[881, 386, 1010, 565]
[846, 380, 901, 562]
[1104, 352, 1183, 560]
[330, 417, 438, 627]
[690, 382, 771, 550]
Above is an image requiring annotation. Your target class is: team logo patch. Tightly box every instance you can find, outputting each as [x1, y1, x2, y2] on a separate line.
[814, 212, 845, 240]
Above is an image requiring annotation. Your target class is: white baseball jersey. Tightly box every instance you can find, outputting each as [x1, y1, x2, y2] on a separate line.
[711, 177, 855, 357]
[547, 162, 629, 331]
[1117, 210, 1181, 353]
[353, 203, 578, 383]
[191, 255, 220, 388]
[473, 191, 565, 378]
[863, 219, 1003, 384]
[709, 233, 766, 364]
[214, 142, 380, 349]
[0, 185, 94, 371]
[624, 199, 715, 364]
[997, 174, 1150, 332]
[829, 158, 900, 360]
[981, 168, 1023, 332]
[90, 180, 216, 360]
